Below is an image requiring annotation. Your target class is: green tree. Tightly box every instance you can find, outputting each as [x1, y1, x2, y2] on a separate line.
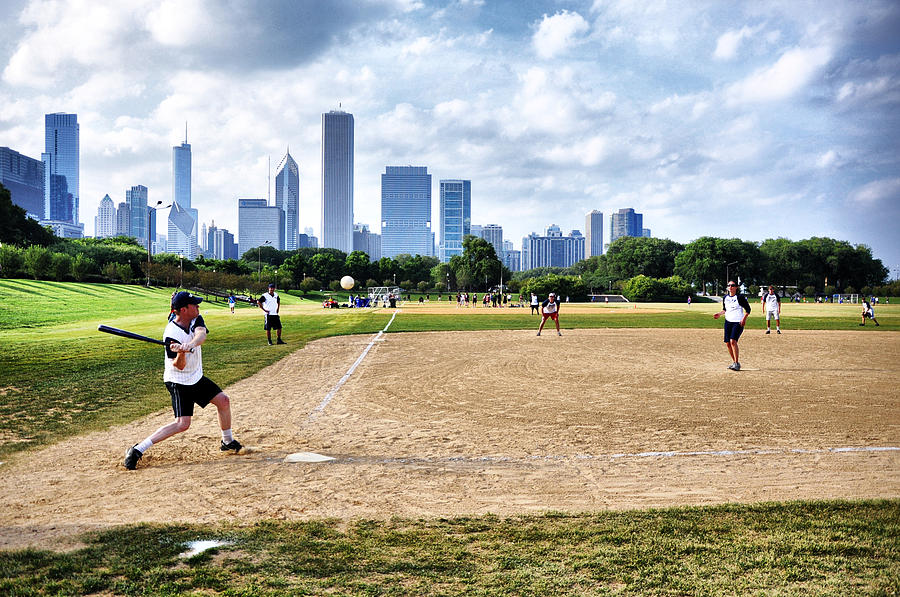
[455, 236, 507, 289]
[71, 254, 96, 281]
[604, 236, 684, 279]
[0, 183, 56, 246]
[23, 245, 53, 279]
[309, 251, 343, 284]
[51, 252, 73, 281]
[345, 251, 373, 284]
[299, 277, 321, 293]
[0, 244, 24, 277]
[674, 237, 761, 293]
[117, 263, 134, 284]
[280, 252, 307, 289]
[520, 274, 587, 301]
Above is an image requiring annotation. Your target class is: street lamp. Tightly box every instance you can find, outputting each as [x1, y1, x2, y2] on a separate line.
[146, 200, 171, 286]
[178, 254, 184, 288]
[257, 240, 271, 282]
[726, 261, 739, 289]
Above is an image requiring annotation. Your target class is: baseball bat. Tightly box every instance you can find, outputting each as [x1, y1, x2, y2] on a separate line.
[98, 325, 195, 352]
[98, 325, 165, 346]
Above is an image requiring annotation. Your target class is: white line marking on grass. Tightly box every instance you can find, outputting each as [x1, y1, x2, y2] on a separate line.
[309, 310, 399, 419]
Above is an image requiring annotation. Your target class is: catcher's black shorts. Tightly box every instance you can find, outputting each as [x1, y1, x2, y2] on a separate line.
[165, 376, 223, 418]
[264, 314, 282, 330]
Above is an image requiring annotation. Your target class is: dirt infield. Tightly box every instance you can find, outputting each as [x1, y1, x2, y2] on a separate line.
[1, 327, 898, 550]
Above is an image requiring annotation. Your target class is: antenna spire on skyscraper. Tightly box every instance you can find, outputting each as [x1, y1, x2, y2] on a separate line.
[185, 121, 188, 144]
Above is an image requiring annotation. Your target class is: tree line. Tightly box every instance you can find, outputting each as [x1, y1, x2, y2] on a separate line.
[1, 183, 893, 300]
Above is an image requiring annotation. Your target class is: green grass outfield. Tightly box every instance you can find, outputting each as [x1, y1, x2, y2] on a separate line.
[1, 281, 897, 594]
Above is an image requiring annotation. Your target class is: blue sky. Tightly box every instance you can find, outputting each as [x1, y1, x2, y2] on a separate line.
[1, 0, 898, 274]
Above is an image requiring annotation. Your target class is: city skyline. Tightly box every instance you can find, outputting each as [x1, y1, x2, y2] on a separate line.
[1, 1, 898, 273]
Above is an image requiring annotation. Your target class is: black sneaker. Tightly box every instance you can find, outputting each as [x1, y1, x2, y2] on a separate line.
[221, 439, 242, 453]
[124, 445, 142, 470]
[276, 339, 286, 345]
[765, 329, 770, 334]
[268, 340, 273, 345]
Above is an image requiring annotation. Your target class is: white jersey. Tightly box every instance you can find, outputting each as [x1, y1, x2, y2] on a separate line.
[259, 291, 279, 315]
[542, 299, 559, 314]
[163, 315, 205, 385]
[723, 294, 750, 323]
[764, 293, 780, 312]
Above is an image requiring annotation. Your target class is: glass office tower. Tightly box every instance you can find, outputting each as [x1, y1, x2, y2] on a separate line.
[321, 110, 354, 253]
[276, 150, 300, 251]
[585, 210, 603, 257]
[610, 208, 643, 244]
[126, 185, 149, 247]
[439, 179, 470, 262]
[381, 166, 432, 258]
[43, 113, 79, 224]
[169, 132, 197, 258]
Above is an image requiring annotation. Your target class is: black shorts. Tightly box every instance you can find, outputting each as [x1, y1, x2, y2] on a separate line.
[165, 376, 223, 418]
[264, 314, 282, 330]
[723, 321, 744, 343]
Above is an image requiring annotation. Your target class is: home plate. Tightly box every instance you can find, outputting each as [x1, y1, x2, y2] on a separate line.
[284, 452, 335, 463]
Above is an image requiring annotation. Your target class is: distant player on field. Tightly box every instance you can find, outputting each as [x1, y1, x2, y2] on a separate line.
[762, 285, 781, 334]
[860, 299, 880, 326]
[258, 283, 284, 345]
[537, 292, 562, 336]
[124, 291, 241, 470]
[713, 281, 751, 371]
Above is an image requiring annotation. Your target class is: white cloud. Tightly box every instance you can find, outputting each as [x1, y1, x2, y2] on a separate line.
[713, 25, 762, 61]
[532, 10, 589, 59]
[725, 45, 833, 104]
[849, 178, 900, 205]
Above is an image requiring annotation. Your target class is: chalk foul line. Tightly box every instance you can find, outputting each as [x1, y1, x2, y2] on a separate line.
[334, 445, 900, 465]
[309, 309, 399, 418]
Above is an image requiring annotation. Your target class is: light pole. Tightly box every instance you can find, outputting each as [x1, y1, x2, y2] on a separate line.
[146, 200, 171, 286]
[178, 254, 184, 288]
[726, 261, 739, 290]
[257, 240, 271, 282]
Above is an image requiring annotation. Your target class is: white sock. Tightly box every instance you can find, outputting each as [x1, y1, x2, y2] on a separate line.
[136, 438, 153, 453]
[222, 429, 233, 443]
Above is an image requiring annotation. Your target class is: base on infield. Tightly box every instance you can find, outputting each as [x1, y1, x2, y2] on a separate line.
[284, 452, 335, 463]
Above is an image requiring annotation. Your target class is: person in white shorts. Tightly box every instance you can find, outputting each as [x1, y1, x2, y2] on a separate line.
[762, 285, 781, 334]
[860, 299, 880, 326]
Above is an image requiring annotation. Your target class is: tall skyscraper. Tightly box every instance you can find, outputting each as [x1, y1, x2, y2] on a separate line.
[276, 150, 300, 251]
[116, 202, 130, 236]
[521, 226, 585, 270]
[585, 210, 603, 257]
[1, 146, 44, 218]
[42, 113, 81, 236]
[126, 184, 148, 246]
[610, 208, 643, 244]
[169, 129, 197, 258]
[481, 224, 503, 259]
[95, 194, 116, 238]
[381, 166, 432, 258]
[321, 110, 354, 253]
[353, 223, 382, 261]
[439, 179, 471, 262]
[238, 198, 284, 259]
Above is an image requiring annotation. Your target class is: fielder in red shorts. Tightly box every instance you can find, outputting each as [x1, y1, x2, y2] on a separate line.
[537, 292, 561, 336]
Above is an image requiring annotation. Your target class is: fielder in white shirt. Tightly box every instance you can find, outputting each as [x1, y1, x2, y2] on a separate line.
[124, 291, 241, 470]
[258, 282, 284, 345]
[762, 285, 781, 334]
[713, 281, 752, 371]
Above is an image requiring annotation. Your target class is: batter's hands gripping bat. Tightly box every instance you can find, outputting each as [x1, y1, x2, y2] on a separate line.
[97, 325, 193, 352]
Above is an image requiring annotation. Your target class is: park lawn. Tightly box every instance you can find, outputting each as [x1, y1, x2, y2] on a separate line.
[0, 500, 897, 595]
[0, 280, 896, 462]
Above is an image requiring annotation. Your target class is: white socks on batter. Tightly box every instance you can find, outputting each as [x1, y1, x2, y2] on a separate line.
[136, 438, 153, 453]
[222, 429, 234, 443]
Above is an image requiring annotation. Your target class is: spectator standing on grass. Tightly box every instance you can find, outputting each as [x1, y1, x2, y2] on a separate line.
[860, 299, 880, 326]
[228, 293, 236, 314]
[124, 291, 241, 470]
[762, 285, 781, 334]
[530, 293, 539, 315]
[537, 292, 562, 336]
[713, 280, 752, 371]
[258, 283, 284, 345]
